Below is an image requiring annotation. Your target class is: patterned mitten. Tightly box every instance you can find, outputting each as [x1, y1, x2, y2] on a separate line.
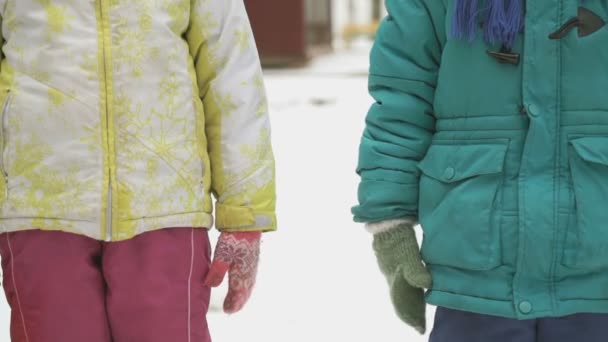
[372, 221, 432, 334]
[205, 231, 261, 314]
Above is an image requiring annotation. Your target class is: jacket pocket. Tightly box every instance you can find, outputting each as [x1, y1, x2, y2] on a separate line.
[563, 136, 608, 268]
[417, 140, 508, 271]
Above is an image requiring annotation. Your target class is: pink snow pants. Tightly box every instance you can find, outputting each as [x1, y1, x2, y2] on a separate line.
[0, 228, 212, 342]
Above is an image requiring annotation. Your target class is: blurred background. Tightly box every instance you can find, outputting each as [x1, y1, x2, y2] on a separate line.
[244, 0, 385, 66]
[0, 1, 436, 341]
[206, 1, 436, 341]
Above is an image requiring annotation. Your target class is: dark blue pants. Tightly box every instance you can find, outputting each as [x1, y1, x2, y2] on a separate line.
[430, 307, 608, 342]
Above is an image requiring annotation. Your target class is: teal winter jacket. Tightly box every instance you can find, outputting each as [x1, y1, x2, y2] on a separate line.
[353, 0, 608, 319]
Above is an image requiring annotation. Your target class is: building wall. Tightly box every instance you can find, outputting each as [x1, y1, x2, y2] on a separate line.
[305, 0, 333, 46]
[331, 0, 386, 45]
[245, 0, 384, 65]
[245, 0, 307, 64]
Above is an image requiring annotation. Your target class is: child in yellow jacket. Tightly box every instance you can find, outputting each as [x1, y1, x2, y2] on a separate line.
[0, 1, 276, 341]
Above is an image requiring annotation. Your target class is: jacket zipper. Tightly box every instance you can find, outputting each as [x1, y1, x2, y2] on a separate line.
[0, 92, 11, 201]
[99, 0, 112, 241]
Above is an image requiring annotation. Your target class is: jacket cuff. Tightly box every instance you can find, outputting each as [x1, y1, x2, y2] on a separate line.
[215, 204, 277, 232]
[365, 218, 416, 235]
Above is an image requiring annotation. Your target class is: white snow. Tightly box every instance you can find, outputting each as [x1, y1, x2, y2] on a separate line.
[0, 40, 436, 341]
[207, 40, 436, 342]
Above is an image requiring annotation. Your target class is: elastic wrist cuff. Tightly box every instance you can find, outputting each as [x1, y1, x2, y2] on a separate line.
[365, 218, 416, 235]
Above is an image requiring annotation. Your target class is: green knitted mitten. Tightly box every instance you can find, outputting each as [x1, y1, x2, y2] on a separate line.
[373, 222, 432, 334]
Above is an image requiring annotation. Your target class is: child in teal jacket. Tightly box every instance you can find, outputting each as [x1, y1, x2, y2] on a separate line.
[354, 0, 608, 340]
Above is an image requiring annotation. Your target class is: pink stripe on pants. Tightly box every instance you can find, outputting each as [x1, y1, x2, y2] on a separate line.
[0, 228, 212, 342]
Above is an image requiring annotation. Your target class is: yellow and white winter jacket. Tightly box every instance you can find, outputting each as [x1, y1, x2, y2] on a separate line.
[0, 0, 276, 241]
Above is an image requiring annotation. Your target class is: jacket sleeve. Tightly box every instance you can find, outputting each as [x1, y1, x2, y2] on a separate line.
[352, 0, 446, 223]
[186, 0, 276, 232]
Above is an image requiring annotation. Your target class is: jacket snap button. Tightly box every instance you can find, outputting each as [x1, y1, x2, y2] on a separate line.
[527, 104, 539, 117]
[443, 167, 455, 181]
[519, 301, 533, 314]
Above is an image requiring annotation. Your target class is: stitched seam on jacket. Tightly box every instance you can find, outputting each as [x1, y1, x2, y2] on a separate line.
[116, 127, 202, 192]
[120, 210, 209, 222]
[13, 70, 97, 111]
[0, 216, 94, 222]
[550, 0, 564, 313]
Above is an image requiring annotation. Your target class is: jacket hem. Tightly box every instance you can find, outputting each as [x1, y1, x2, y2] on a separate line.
[0, 211, 214, 241]
[426, 289, 608, 320]
[426, 290, 518, 319]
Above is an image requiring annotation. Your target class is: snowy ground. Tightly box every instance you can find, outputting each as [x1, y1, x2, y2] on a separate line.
[206, 40, 436, 342]
[0, 40, 436, 341]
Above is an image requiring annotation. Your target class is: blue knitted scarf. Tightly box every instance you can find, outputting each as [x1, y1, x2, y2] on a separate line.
[452, 0, 524, 49]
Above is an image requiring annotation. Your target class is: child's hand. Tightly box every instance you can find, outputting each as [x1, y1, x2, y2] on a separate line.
[205, 231, 262, 314]
[372, 222, 432, 334]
